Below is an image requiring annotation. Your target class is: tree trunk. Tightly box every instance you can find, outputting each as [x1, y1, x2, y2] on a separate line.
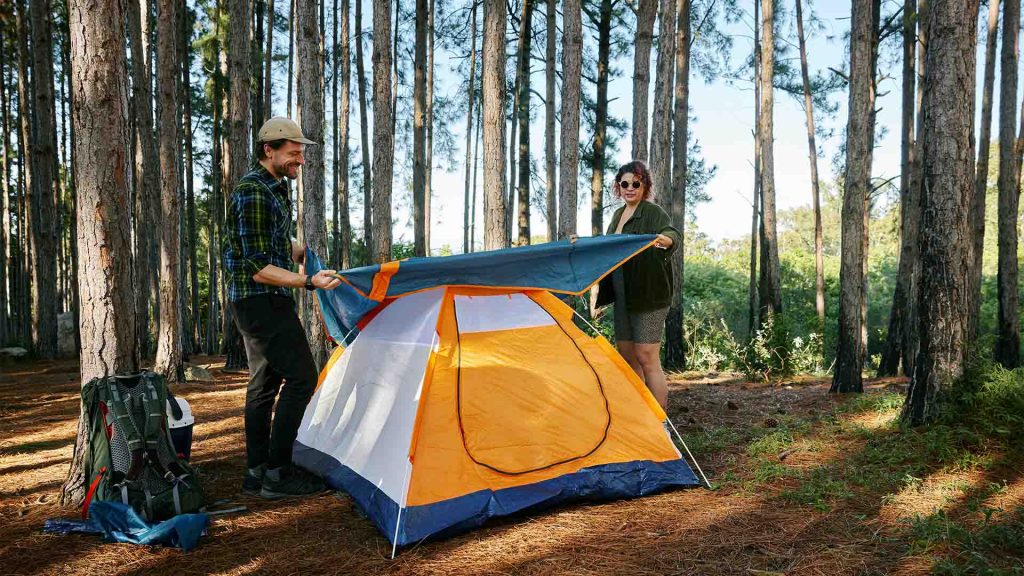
[413, 0, 428, 256]
[154, 0, 184, 383]
[902, 0, 978, 425]
[425, 0, 434, 253]
[223, 0, 253, 371]
[391, 0, 399, 136]
[557, 0, 581, 239]
[482, 0, 508, 249]
[878, 0, 920, 377]
[254, 0, 266, 133]
[25, 0, 58, 359]
[748, 0, 760, 341]
[757, 0, 782, 323]
[795, 0, 825, 329]
[63, 0, 139, 506]
[507, 8, 525, 247]
[332, 0, 339, 264]
[648, 0, 675, 203]
[183, 5, 200, 351]
[264, 0, 274, 119]
[355, 0, 371, 262]
[288, 0, 295, 115]
[15, 1, 34, 350]
[372, 0, 394, 262]
[471, 102, 482, 250]
[338, 0, 351, 268]
[295, 0, 328, 367]
[463, 3, 478, 254]
[831, 0, 877, 393]
[664, 0, 690, 371]
[518, 0, 535, 245]
[966, 0, 1000, 341]
[588, 0, 609, 239]
[545, 0, 557, 241]
[207, 1, 224, 355]
[1, 29, 10, 346]
[126, 0, 159, 359]
[997, 0, 1021, 368]
[632, 0, 657, 162]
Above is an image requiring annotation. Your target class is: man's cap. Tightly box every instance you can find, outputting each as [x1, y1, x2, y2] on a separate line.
[257, 117, 316, 145]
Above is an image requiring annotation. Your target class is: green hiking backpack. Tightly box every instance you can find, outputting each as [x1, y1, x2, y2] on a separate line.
[81, 372, 205, 521]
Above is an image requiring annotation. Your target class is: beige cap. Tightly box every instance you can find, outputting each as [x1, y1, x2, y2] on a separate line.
[257, 116, 316, 145]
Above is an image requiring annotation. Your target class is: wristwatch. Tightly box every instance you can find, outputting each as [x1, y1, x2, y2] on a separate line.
[304, 274, 315, 291]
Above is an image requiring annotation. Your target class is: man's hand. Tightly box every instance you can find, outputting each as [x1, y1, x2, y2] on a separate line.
[311, 269, 342, 290]
[654, 233, 674, 249]
[291, 239, 305, 265]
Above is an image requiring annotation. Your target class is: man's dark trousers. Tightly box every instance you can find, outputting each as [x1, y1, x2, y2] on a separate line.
[230, 293, 318, 470]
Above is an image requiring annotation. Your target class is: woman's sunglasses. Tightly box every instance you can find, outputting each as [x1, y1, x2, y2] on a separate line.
[619, 180, 642, 189]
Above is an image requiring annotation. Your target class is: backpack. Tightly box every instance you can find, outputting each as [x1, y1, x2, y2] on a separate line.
[81, 371, 205, 521]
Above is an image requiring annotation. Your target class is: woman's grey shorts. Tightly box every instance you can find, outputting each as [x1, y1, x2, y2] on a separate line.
[610, 267, 668, 344]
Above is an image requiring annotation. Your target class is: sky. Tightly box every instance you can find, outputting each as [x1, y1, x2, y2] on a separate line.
[254, 0, 1014, 255]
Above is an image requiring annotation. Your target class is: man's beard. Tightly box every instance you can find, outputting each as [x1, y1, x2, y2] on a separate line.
[273, 160, 298, 180]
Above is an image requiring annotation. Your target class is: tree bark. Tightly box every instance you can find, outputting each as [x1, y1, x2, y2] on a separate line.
[126, 0, 159, 359]
[545, 0, 557, 241]
[648, 0, 675, 203]
[664, 0, 690, 371]
[63, 0, 139, 506]
[966, 0, 1000, 341]
[1, 29, 10, 346]
[757, 0, 782, 323]
[223, 0, 253, 371]
[879, 0, 920, 377]
[355, 0, 371, 262]
[264, 0, 274, 119]
[296, 0, 328, 367]
[518, 0, 535, 245]
[463, 2, 478, 254]
[338, 0, 351, 268]
[557, 0, 581, 239]
[631, 0, 657, 162]
[15, 0, 34, 349]
[182, 4, 200, 351]
[372, 0, 394, 262]
[413, 0, 428, 256]
[748, 0, 760, 341]
[997, 0, 1021, 368]
[482, 0, 508, 249]
[425, 0, 434, 253]
[154, 0, 184, 383]
[288, 0, 295, 115]
[206, 0, 225, 355]
[332, 0, 339, 264]
[831, 0, 877, 393]
[28, 0, 59, 359]
[902, 0, 978, 425]
[471, 102, 482, 250]
[795, 0, 825, 329]
[254, 0, 266, 134]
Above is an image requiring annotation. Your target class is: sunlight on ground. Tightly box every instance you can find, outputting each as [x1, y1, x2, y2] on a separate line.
[878, 470, 985, 523]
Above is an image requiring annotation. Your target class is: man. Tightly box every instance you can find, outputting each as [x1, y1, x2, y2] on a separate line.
[223, 117, 342, 498]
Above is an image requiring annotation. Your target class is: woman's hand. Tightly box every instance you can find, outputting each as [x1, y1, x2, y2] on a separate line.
[654, 233, 674, 249]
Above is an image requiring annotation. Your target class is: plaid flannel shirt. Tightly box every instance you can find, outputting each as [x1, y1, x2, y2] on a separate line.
[223, 163, 295, 302]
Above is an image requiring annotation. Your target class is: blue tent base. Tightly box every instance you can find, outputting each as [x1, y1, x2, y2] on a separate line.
[294, 442, 700, 548]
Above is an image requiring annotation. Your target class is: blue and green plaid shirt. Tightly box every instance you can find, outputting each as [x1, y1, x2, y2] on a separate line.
[223, 163, 295, 302]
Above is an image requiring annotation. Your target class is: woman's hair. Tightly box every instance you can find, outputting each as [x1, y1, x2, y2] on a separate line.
[612, 160, 655, 202]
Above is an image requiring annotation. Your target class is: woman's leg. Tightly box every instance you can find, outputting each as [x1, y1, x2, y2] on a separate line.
[616, 340, 645, 381]
[634, 342, 668, 410]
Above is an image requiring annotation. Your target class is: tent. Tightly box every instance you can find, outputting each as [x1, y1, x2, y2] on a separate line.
[295, 236, 708, 551]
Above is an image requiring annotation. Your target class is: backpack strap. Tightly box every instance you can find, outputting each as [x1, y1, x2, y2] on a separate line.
[141, 374, 165, 451]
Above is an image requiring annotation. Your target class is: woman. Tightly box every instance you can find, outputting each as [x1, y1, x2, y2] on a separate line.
[596, 160, 680, 411]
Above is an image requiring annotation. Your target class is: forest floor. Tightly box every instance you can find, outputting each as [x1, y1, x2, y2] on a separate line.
[1, 356, 1022, 576]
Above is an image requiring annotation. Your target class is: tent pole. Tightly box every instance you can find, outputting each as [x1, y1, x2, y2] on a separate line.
[667, 418, 713, 490]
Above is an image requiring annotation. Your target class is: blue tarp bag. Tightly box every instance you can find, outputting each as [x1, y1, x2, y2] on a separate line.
[43, 501, 209, 552]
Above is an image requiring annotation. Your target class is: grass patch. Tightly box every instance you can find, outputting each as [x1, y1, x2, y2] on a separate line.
[910, 506, 1024, 575]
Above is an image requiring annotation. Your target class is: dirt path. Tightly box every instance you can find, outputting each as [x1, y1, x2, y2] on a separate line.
[0, 358, 1018, 575]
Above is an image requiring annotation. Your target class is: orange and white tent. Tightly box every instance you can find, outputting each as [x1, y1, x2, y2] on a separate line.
[295, 236, 707, 550]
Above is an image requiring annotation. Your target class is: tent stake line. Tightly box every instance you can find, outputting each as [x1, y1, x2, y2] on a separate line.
[668, 418, 713, 490]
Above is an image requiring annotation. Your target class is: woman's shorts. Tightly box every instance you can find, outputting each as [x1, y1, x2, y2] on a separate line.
[613, 302, 669, 344]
